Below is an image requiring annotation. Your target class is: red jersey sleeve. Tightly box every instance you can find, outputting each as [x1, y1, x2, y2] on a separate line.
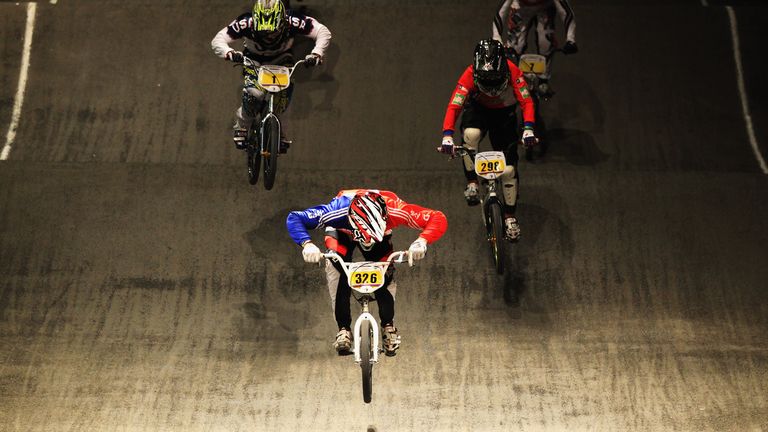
[508, 60, 535, 127]
[442, 66, 476, 134]
[381, 191, 448, 244]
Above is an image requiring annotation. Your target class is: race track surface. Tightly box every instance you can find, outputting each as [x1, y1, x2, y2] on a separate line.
[1, 1, 767, 431]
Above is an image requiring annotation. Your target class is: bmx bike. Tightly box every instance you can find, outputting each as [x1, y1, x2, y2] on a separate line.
[454, 146, 509, 274]
[321, 250, 412, 404]
[240, 57, 306, 190]
[517, 52, 562, 161]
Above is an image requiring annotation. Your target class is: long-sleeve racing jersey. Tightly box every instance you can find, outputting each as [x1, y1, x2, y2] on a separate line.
[492, 0, 576, 47]
[286, 189, 448, 247]
[211, 10, 331, 62]
[442, 59, 535, 134]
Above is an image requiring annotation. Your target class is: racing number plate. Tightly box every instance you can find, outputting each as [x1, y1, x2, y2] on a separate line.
[518, 54, 547, 75]
[257, 65, 290, 92]
[349, 269, 385, 289]
[474, 151, 506, 180]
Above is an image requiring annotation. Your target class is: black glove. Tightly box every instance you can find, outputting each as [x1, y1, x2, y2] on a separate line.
[226, 50, 244, 63]
[304, 54, 320, 67]
[562, 41, 578, 55]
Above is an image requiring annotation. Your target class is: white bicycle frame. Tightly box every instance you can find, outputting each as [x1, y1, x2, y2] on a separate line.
[323, 251, 410, 365]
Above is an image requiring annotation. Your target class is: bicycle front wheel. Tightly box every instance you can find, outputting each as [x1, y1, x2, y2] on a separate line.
[261, 114, 280, 190]
[487, 202, 506, 274]
[360, 320, 373, 404]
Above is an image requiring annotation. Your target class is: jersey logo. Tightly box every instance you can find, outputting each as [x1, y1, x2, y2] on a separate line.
[305, 208, 324, 219]
[290, 16, 306, 29]
[230, 18, 252, 33]
[452, 93, 466, 105]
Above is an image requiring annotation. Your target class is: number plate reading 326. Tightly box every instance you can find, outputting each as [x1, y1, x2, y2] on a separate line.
[349, 269, 385, 290]
[474, 151, 506, 180]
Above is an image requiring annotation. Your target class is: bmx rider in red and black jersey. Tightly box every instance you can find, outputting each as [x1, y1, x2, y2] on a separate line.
[439, 39, 537, 242]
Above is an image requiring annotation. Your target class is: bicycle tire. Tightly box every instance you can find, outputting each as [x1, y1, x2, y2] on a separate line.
[246, 125, 261, 185]
[360, 320, 373, 404]
[262, 115, 280, 191]
[488, 202, 506, 274]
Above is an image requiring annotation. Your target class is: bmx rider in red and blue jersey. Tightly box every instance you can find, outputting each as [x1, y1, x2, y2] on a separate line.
[286, 189, 447, 356]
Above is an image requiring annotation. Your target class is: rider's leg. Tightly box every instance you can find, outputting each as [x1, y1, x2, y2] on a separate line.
[535, 6, 557, 95]
[459, 103, 489, 206]
[489, 107, 522, 241]
[360, 235, 401, 354]
[233, 85, 267, 149]
[324, 229, 357, 353]
[509, 5, 533, 59]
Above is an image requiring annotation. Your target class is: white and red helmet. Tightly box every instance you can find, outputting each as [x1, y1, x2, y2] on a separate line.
[348, 191, 388, 246]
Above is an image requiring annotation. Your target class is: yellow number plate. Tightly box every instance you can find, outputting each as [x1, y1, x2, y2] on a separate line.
[258, 72, 289, 87]
[349, 269, 384, 288]
[476, 159, 505, 175]
[518, 54, 547, 74]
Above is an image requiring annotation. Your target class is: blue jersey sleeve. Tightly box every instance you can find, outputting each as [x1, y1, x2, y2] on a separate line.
[286, 197, 350, 245]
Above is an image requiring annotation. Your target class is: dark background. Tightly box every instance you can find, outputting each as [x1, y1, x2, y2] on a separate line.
[1, 1, 767, 430]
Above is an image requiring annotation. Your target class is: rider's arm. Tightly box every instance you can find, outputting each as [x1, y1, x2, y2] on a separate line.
[442, 67, 475, 136]
[400, 203, 448, 244]
[211, 14, 249, 58]
[286, 198, 347, 245]
[492, 0, 514, 43]
[508, 60, 535, 128]
[211, 27, 237, 58]
[381, 192, 448, 244]
[304, 17, 332, 58]
[286, 207, 323, 245]
[287, 12, 332, 59]
[555, 0, 577, 43]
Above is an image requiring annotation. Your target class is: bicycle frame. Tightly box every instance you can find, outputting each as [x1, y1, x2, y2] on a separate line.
[243, 58, 305, 149]
[323, 251, 410, 365]
[455, 146, 507, 209]
[240, 58, 306, 188]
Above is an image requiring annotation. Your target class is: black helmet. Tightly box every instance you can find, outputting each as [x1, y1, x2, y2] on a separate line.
[473, 39, 510, 97]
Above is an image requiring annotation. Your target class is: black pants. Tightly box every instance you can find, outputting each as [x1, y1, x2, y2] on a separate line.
[459, 102, 520, 183]
[325, 230, 396, 330]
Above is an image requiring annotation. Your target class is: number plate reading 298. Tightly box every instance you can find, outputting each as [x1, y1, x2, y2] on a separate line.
[474, 151, 506, 180]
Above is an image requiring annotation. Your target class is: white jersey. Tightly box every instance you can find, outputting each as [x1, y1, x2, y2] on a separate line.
[492, 0, 576, 46]
[211, 10, 331, 62]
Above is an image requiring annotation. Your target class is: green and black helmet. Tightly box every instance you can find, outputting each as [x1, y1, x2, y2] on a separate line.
[253, 0, 287, 38]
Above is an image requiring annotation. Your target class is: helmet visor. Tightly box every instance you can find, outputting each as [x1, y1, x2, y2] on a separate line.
[477, 73, 508, 96]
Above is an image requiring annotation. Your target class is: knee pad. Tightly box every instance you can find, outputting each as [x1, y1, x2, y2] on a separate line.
[325, 260, 341, 310]
[462, 128, 483, 171]
[242, 87, 266, 117]
[463, 127, 483, 147]
[501, 165, 518, 207]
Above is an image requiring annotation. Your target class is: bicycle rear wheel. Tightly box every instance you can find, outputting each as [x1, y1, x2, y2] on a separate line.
[487, 202, 506, 274]
[261, 115, 280, 191]
[360, 320, 373, 404]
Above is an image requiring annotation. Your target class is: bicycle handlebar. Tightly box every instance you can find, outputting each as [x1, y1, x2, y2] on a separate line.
[241, 57, 306, 79]
[322, 250, 411, 265]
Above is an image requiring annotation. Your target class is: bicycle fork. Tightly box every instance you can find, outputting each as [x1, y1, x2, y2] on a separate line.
[259, 94, 281, 157]
[353, 298, 380, 365]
